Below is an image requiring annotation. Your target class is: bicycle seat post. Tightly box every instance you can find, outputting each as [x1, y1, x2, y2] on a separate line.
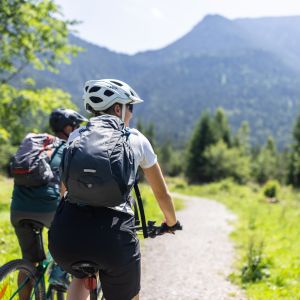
[20, 220, 46, 262]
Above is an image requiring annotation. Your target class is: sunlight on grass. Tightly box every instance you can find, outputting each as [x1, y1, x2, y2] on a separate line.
[0, 176, 21, 265]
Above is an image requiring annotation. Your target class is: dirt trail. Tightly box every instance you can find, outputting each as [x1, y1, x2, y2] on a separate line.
[140, 194, 246, 300]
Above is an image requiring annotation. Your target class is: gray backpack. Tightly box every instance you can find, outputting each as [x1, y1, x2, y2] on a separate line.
[61, 115, 136, 207]
[11, 133, 61, 187]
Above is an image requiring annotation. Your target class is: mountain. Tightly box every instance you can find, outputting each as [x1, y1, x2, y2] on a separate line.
[22, 15, 300, 148]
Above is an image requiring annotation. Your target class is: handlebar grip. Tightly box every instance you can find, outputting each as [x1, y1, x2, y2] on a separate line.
[173, 221, 183, 231]
[159, 221, 183, 234]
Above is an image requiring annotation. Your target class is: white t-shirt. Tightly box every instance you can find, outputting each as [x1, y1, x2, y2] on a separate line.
[66, 120, 157, 215]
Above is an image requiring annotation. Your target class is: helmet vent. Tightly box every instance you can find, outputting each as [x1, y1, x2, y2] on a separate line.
[90, 96, 103, 103]
[104, 90, 114, 97]
[89, 86, 101, 93]
[85, 86, 89, 92]
[111, 80, 123, 87]
[130, 90, 135, 96]
[124, 92, 129, 97]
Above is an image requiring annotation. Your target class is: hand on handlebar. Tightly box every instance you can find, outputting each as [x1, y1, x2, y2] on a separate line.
[158, 221, 183, 235]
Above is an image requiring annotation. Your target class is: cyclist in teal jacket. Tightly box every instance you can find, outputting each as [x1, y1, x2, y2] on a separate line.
[10, 108, 87, 300]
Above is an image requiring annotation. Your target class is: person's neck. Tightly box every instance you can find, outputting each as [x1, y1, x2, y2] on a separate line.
[56, 132, 68, 141]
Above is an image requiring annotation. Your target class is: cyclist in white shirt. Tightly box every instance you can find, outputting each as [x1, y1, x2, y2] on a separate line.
[49, 79, 180, 300]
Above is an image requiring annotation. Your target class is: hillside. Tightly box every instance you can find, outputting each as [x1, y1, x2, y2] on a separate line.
[21, 15, 300, 147]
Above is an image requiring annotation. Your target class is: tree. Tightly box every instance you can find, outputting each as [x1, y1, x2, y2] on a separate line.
[251, 136, 278, 184]
[288, 113, 300, 186]
[0, 0, 80, 83]
[185, 111, 218, 183]
[159, 142, 172, 174]
[214, 108, 231, 146]
[0, 0, 81, 172]
[203, 141, 250, 183]
[234, 121, 251, 155]
[0, 83, 75, 145]
[135, 119, 156, 150]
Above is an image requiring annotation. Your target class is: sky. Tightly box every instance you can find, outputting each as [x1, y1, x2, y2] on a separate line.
[55, 0, 300, 54]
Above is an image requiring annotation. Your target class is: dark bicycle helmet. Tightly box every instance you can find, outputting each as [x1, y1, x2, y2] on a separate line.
[49, 108, 87, 132]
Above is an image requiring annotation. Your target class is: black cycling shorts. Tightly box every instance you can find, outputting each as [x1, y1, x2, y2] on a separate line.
[48, 201, 141, 300]
[11, 212, 53, 262]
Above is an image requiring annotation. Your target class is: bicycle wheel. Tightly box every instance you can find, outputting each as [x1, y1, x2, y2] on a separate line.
[0, 259, 45, 300]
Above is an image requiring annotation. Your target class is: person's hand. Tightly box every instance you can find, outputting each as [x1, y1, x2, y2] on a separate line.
[158, 221, 182, 235]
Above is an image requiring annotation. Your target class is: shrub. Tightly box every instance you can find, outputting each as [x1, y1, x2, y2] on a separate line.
[202, 141, 251, 183]
[263, 180, 280, 198]
[241, 239, 270, 283]
[0, 143, 16, 175]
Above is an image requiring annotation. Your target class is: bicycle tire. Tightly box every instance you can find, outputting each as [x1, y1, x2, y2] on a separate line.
[0, 259, 45, 300]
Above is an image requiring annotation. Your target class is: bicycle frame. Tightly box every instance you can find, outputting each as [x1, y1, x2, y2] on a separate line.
[35, 253, 54, 299]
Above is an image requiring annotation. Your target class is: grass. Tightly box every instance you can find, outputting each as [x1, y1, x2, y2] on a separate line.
[0, 176, 20, 265]
[0, 175, 184, 266]
[168, 177, 300, 300]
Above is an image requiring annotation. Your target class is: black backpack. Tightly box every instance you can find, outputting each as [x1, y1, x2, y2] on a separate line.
[61, 115, 136, 207]
[11, 133, 61, 187]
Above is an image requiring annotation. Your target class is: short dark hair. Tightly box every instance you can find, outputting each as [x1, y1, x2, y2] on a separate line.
[88, 103, 121, 116]
[103, 103, 120, 115]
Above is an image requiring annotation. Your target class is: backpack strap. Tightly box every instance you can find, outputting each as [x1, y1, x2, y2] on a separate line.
[133, 180, 149, 238]
[49, 140, 65, 164]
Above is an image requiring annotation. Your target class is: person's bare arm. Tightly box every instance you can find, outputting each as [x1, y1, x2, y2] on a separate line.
[143, 162, 177, 226]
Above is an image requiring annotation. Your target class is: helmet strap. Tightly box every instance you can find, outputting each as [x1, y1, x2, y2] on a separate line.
[121, 104, 126, 122]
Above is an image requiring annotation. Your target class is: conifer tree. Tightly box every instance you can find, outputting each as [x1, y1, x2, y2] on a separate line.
[234, 121, 251, 155]
[214, 108, 231, 146]
[159, 141, 172, 175]
[185, 111, 218, 183]
[288, 113, 300, 186]
[252, 136, 278, 184]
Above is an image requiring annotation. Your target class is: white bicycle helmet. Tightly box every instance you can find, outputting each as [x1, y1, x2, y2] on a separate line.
[83, 79, 143, 121]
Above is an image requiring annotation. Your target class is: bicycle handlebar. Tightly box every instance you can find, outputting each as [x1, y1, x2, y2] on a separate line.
[134, 220, 183, 238]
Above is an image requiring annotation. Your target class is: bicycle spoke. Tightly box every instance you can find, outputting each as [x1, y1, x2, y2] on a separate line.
[0, 260, 45, 300]
[0, 270, 31, 299]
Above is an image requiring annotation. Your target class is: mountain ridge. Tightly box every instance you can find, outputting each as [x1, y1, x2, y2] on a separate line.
[21, 15, 300, 147]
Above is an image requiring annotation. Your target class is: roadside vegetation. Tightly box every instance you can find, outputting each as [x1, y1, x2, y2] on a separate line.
[168, 177, 300, 299]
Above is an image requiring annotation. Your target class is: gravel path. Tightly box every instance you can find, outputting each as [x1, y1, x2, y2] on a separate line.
[140, 194, 246, 300]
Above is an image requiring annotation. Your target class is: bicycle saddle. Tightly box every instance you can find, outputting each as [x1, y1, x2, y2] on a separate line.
[19, 219, 43, 231]
[71, 261, 99, 276]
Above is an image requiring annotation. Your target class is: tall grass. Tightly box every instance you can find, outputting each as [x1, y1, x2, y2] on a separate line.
[0, 176, 20, 265]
